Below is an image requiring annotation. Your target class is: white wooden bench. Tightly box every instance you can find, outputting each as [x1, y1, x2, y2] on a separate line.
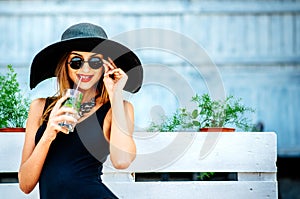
[0, 132, 278, 199]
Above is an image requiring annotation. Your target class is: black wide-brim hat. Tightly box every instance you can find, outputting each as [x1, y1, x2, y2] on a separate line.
[30, 23, 143, 93]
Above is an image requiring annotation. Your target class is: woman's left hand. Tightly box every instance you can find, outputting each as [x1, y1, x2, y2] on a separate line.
[103, 57, 128, 96]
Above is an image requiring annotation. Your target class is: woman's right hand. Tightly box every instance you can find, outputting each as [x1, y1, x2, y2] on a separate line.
[43, 95, 78, 141]
[19, 96, 79, 194]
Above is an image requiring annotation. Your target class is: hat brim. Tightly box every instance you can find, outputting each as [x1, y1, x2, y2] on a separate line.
[30, 37, 143, 93]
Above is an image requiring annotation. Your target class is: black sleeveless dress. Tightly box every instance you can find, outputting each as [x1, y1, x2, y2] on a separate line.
[35, 98, 118, 199]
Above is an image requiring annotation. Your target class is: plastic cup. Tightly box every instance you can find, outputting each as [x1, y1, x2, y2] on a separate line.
[59, 89, 83, 132]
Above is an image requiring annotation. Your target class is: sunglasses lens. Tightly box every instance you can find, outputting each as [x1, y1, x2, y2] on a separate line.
[69, 56, 103, 70]
[69, 57, 83, 69]
[88, 57, 103, 69]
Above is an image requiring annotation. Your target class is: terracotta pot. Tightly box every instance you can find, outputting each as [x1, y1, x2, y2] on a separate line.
[200, 127, 235, 132]
[0, 127, 26, 132]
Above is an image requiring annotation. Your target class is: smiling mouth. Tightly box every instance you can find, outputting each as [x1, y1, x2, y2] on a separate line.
[77, 74, 93, 82]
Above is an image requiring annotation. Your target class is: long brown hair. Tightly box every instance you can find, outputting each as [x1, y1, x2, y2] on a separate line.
[40, 52, 109, 124]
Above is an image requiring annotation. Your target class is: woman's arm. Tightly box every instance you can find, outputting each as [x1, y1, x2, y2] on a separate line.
[109, 96, 136, 169]
[18, 96, 76, 194]
[18, 98, 50, 193]
[103, 58, 136, 169]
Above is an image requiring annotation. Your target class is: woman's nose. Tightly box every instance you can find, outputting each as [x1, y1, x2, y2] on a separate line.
[81, 62, 90, 73]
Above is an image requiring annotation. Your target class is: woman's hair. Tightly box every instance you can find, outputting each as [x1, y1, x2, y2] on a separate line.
[40, 52, 109, 124]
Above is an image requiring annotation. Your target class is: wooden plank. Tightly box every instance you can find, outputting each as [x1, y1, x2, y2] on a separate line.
[0, 181, 278, 199]
[0, 132, 277, 199]
[0, 184, 38, 199]
[104, 132, 277, 173]
[238, 172, 277, 181]
[102, 172, 134, 182]
[0, 133, 24, 172]
[105, 181, 278, 199]
[0, 132, 277, 173]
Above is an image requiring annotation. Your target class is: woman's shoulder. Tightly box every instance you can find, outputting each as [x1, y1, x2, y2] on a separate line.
[32, 97, 57, 105]
[26, 98, 47, 126]
[123, 100, 134, 110]
[28, 98, 47, 116]
[30, 97, 57, 112]
[30, 98, 46, 108]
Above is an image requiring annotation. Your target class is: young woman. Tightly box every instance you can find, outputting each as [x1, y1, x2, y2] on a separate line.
[18, 23, 143, 199]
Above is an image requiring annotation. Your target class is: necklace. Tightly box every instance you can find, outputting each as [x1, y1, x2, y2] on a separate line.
[78, 98, 96, 117]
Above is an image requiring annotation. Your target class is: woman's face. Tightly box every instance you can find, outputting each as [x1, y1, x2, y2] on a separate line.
[67, 51, 104, 91]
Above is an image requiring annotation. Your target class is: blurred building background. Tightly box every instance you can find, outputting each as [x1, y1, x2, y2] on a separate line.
[0, 0, 300, 198]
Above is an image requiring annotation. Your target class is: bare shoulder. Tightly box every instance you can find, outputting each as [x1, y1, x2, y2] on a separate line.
[29, 98, 46, 115]
[30, 98, 46, 109]
[123, 100, 134, 111]
[106, 100, 134, 116]
[28, 98, 46, 121]
[102, 100, 134, 141]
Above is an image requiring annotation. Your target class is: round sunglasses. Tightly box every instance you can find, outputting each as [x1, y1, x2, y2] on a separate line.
[68, 56, 104, 70]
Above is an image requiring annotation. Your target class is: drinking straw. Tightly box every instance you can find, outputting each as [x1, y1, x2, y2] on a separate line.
[72, 76, 83, 107]
[75, 76, 83, 91]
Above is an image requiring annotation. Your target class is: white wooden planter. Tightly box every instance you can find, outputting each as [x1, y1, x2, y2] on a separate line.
[0, 132, 277, 199]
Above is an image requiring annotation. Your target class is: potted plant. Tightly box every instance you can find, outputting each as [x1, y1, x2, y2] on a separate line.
[184, 93, 255, 132]
[147, 93, 255, 180]
[0, 65, 30, 132]
[148, 93, 255, 132]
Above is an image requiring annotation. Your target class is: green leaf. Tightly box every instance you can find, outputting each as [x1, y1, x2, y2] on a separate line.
[191, 109, 198, 119]
[192, 120, 201, 126]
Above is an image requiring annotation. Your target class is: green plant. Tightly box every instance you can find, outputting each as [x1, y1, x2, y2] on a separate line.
[148, 93, 255, 132]
[147, 93, 255, 181]
[147, 110, 190, 132]
[197, 172, 215, 180]
[0, 65, 30, 128]
[186, 94, 255, 131]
